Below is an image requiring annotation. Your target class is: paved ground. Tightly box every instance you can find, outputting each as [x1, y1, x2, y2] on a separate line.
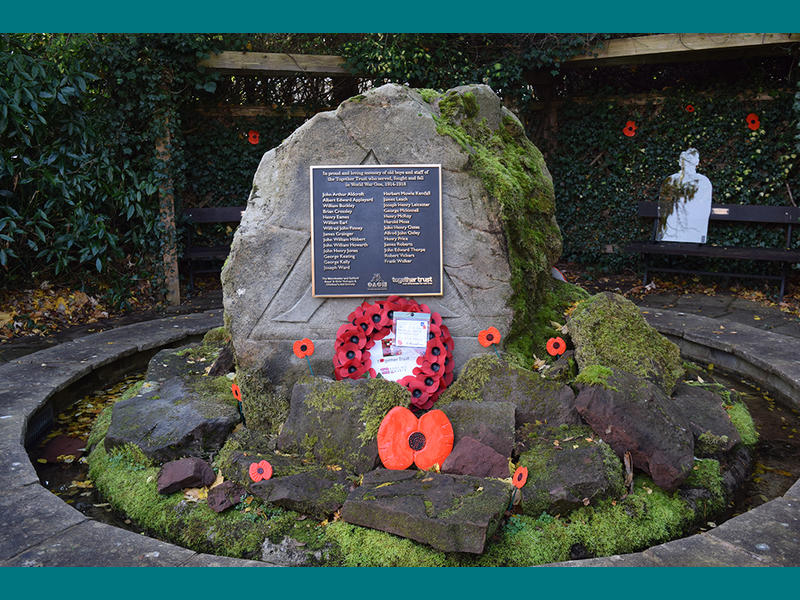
[0, 290, 798, 566]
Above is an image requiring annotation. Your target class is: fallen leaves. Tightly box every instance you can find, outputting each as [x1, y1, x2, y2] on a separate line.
[183, 487, 209, 502]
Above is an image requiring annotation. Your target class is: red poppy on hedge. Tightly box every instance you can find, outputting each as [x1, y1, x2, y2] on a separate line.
[546, 336, 567, 356]
[231, 383, 242, 403]
[512, 466, 528, 489]
[377, 406, 454, 470]
[293, 338, 314, 359]
[478, 326, 501, 348]
[746, 113, 760, 131]
[685, 104, 695, 113]
[247, 130, 260, 145]
[622, 121, 637, 137]
[249, 460, 272, 482]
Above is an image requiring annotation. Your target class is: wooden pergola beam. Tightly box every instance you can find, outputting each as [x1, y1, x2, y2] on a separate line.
[199, 51, 348, 76]
[564, 33, 800, 67]
[199, 35, 800, 77]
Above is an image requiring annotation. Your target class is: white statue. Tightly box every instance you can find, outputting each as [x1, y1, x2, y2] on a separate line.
[656, 148, 713, 243]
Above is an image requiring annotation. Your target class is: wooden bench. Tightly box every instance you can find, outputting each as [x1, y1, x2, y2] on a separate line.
[625, 201, 800, 302]
[183, 206, 244, 291]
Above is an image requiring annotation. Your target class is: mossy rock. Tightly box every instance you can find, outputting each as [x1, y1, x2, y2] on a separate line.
[569, 292, 684, 394]
[515, 424, 625, 516]
[276, 377, 408, 474]
[438, 354, 581, 428]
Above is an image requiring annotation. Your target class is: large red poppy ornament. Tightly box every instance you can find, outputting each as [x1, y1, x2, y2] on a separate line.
[377, 406, 454, 470]
[334, 296, 454, 409]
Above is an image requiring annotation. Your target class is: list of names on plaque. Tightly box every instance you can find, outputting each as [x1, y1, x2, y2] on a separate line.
[310, 164, 442, 297]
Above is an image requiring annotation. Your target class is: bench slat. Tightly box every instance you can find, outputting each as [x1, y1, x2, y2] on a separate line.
[638, 201, 800, 224]
[185, 207, 245, 223]
[625, 241, 800, 262]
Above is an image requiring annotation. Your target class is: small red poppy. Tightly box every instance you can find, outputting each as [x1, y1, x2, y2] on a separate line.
[293, 338, 314, 359]
[248, 130, 260, 144]
[746, 113, 760, 131]
[478, 326, 501, 348]
[546, 336, 567, 356]
[513, 466, 528, 489]
[623, 121, 637, 137]
[685, 104, 695, 113]
[399, 375, 434, 410]
[231, 384, 242, 403]
[377, 406, 454, 470]
[249, 460, 272, 482]
[336, 323, 367, 350]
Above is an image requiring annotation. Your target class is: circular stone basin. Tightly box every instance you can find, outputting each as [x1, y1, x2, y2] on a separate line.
[4, 308, 800, 566]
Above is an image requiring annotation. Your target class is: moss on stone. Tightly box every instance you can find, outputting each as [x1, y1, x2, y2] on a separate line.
[437, 354, 502, 405]
[568, 292, 684, 393]
[416, 88, 441, 104]
[696, 431, 732, 455]
[684, 458, 725, 518]
[726, 401, 758, 446]
[357, 378, 411, 445]
[324, 522, 451, 567]
[202, 326, 229, 347]
[574, 365, 617, 391]
[236, 365, 287, 435]
[433, 86, 564, 359]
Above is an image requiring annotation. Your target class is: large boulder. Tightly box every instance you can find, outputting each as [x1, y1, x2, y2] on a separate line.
[569, 292, 684, 394]
[104, 376, 239, 463]
[341, 468, 512, 554]
[670, 383, 741, 456]
[514, 424, 625, 516]
[574, 368, 694, 491]
[439, 355, 582, 428]
[275, 377, 408, 474]
[221, 83, 562, 385]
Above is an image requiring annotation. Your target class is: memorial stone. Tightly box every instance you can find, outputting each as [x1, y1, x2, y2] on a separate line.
[221, 83, 561, 385]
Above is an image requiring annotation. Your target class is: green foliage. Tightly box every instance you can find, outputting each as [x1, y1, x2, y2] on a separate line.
[550, 89, 800, 273]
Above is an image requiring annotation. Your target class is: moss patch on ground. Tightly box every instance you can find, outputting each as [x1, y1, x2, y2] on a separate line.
[574, 364, 617, 391]
[726, 401, 758, 446]
[568, 292, 684, 393]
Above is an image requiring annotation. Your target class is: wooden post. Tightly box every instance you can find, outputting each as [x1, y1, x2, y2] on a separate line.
[155, 72, 181, 306]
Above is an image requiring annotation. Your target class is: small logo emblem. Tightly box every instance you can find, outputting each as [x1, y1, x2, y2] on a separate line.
[367, 273, 388, 290]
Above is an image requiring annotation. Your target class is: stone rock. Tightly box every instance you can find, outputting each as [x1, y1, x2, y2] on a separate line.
[144, 346, 216, 383]
[670, 383, 741, 456]
[104, 376, 239, 462]
[222, 83, 561, 384]
[207, 481, 247, 513]
[440, 355, 581, 429]
[441, 436, 510, 478]
[157, 457, 216, 494]
[569, 292, 684, 394]
[39, 435, 84, 463]
[514, 424, 625, 516]
[574, 369, 694, 491]
[250, 469, 350, 520]
[439, 400, 515, 457]
[276, 377, 407, 474]
[208, 343, 235, 376]
[217, 448, 305, 487]
[341, 468, 511, 554]
[261, 536, 332, 566]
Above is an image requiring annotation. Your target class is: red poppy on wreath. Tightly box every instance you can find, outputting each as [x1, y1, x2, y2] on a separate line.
[249, 460, 272, 482]
[377, 406, 454, 470]
[623, 121, 637, 137]
[546, 336, 567, 356]
[334, 297, 453, 408]
[247, 130, 260, 144]
[293, 338, 314, 359]
[512, 466, 528, 489]
[685, 104, 695, 113]
[478, 326, 501, 348]
[746, 113, 760, 131]
[231, 383, 242, 403]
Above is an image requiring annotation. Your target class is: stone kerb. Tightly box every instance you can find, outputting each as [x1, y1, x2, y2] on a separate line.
[0, 308, 798, 566]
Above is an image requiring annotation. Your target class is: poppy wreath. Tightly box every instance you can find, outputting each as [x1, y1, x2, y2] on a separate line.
[333, 295, 454, 410]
